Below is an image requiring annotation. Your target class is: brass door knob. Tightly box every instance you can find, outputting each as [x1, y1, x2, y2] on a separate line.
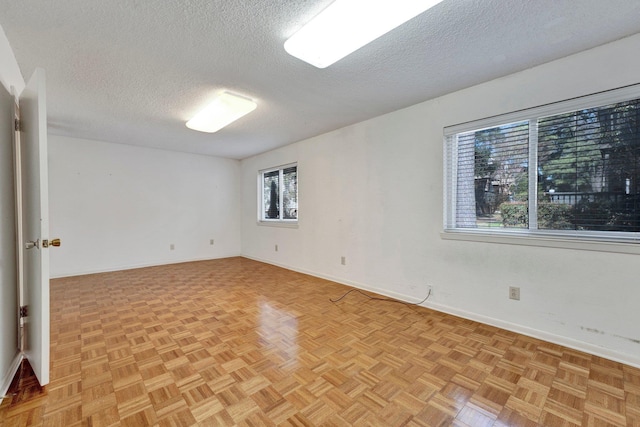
[42, 238, 61, 248]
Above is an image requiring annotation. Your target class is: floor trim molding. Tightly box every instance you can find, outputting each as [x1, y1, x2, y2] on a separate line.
[50, 254, 242, 279]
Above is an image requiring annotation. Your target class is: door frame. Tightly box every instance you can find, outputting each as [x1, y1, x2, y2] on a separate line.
[11, 89, 25, 352]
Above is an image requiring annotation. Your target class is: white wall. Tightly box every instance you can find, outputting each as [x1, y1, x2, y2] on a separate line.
[241, 33, 640, 368]
[49, 136, 241, 277]
[0, 24, 22, 397]
[0, 26, 24, 96]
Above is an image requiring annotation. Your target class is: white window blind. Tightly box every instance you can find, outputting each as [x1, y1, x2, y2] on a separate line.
[444, 84, 640, 245]
[452, 121, 529, 229]
[538, 99, 640, 232]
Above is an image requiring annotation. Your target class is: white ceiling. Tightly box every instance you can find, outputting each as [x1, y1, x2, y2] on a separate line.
[1, 0, 640, 160]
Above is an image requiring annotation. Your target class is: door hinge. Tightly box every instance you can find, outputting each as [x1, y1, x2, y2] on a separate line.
[14, 118, 21, 132]
[19, 305, 28, 318]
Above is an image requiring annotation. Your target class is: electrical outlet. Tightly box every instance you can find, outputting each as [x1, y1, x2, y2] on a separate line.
[341, 256, 346, 265]
[210, 239, 214, 245]
[170, 244, 175, 250]
[509, 286, 520, 300]
[275, 244, 278, 252]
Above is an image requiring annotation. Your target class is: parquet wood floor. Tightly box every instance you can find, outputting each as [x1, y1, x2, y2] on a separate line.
[1, 257, 639, 426]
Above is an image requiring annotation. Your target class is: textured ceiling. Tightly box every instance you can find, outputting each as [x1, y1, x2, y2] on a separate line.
[1, 0, 640, 159]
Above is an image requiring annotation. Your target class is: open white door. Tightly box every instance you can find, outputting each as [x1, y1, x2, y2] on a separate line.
[18, 68, 50, 386]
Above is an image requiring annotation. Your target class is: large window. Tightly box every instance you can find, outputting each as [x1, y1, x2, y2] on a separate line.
[444, 86, 640, 245]
[260, 164, 298, 223]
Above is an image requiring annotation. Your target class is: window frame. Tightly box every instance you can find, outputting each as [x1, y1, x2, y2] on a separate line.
[443, 83, 640, 254]
[258, 163, 298, 227]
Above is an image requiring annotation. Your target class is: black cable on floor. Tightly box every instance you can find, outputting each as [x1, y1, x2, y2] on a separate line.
[330, 288, 431, 306]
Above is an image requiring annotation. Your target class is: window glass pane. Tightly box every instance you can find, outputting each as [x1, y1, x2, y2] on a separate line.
[263, 170, 279, 219]
[282, 166, 298, 219]
[456, 121, 529, 228]
[538, 99, 640, 231]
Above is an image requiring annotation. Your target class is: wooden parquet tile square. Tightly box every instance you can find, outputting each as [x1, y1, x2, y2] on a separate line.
[1, 257, 639, 426]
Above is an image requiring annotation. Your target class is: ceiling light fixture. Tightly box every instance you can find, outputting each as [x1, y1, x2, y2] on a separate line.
[186, 91, 257, 133]
[284, 0, 444, 68]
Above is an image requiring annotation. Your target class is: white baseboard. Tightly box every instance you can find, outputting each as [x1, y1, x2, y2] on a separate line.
[0, 352, 22, 399]
[419, 300, 640, 369]
[242, 255, 640, 369]
[50, 254, 242, 279]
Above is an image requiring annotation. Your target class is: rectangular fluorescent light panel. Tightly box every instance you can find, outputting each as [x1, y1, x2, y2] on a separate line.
[284, 0, 443, 68]
[186, 91, 257, 133]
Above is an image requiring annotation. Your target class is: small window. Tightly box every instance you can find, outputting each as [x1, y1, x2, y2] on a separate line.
[260, 164, 298, 222]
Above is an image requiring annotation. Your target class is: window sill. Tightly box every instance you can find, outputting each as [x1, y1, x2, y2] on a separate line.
[257, 221, 299, 229]
[440, 229, 640, 255]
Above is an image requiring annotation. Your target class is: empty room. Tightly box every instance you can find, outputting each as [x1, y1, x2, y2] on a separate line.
[1, 1, 640, 426]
